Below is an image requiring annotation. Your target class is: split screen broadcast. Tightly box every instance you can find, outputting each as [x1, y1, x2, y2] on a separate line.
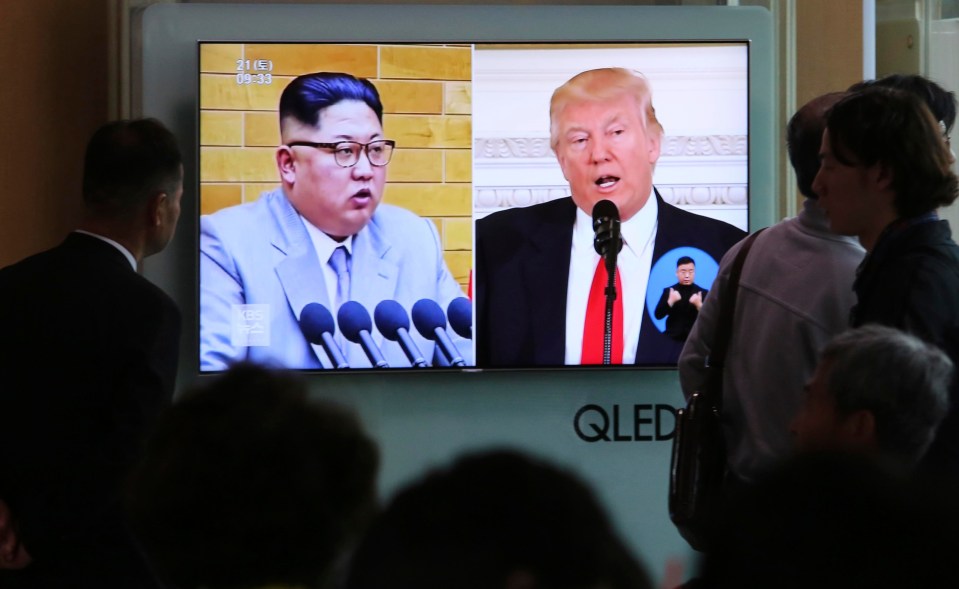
[197, 42, 749, 372]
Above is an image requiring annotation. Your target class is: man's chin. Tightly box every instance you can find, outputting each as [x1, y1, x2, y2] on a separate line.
[332, 213, 375, 240]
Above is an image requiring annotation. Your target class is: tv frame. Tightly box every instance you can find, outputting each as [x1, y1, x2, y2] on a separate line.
[139, 3, 775, 382]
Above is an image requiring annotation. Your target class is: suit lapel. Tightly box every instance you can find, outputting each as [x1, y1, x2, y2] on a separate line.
[634, 188, 693, 365]
[349, 220, 397, 366]
[524, 199, 575, 365]
[268, 192, 331, 364]
[649, 188, 679, 263]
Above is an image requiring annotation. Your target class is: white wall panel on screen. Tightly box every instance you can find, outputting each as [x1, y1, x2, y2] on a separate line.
[472, 44, 748, 229]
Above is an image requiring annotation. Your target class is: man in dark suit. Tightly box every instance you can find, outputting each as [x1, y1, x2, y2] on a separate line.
[0, 119, 183, 587]
[654, 256, 708, 343]
[475, 68, 744, 367]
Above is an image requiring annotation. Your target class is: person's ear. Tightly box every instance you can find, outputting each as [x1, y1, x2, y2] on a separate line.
[647, 128, 662, 165]
[842, 409, 877, 447]
[147, 191, 169, 228]
[277, 146, 296, 185]
[871, 161, 894, 192]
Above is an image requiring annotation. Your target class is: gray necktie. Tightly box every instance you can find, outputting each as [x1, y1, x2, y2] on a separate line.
[328, 246, 351, 346]
[329, 245, 351, 310]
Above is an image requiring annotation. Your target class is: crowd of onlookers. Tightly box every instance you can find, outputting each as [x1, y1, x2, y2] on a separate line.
[2, 69, 959, 589]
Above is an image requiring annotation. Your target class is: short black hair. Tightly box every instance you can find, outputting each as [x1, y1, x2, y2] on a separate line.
[279, 71, 384, 132]
[126, 364, 379, 589]
[786, 92, 846, 199]
[676, 256, 695, 267]
[82, 118, 182, 214]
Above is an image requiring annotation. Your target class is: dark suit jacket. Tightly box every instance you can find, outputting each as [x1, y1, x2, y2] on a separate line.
[0, 232, 180, 588]
[850, 219, 959, 475]
[475, 192, 745, 367]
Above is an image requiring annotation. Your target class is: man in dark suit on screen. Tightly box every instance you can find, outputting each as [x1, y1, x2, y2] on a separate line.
[475, 68, 744, 367]
[654, 255, 708, 343]
[0, 119, 183, 587]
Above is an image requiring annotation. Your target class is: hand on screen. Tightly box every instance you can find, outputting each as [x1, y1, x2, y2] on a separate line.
[689, 291, 703, 310]
[668, 288, 682, 307]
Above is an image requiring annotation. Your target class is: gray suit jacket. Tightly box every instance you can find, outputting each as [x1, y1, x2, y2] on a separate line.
[200, 188, 468, 370]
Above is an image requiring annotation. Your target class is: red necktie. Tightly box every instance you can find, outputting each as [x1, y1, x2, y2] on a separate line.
[582, 258, 623, 364]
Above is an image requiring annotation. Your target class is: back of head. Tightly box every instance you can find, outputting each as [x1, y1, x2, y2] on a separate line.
[549, 67, 663, 151]
[126, 364, 379, 589]
[825, 86, 958, 217]
[82, 118, 182, 217]
[850, 73, 957, 134]
[279, 71, 384, 135]
[346, 449, 651, 589]
[822, 325, 953, 465]
[786, 92, 846, 199]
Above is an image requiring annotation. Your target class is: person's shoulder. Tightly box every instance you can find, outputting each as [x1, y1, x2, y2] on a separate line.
[203, 188, 285, 227]
[900, 241, 959, 281]
[920, 221, 959, 262]
[660, 199, 744, 236]
[477, 197, 576, 233]
[887, 221, 959, 269]
[0, 247, 49, 276]
[367, 204, 439, 245]
[371, 202, 430, 226]
[366, 204, 448, 258]
[0, 251, 44, 294]
[1, 235, 118, 287]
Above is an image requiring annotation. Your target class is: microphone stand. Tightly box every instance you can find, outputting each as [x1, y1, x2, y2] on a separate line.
[592, 200, 622, 366]
[603, 252, 618, 365]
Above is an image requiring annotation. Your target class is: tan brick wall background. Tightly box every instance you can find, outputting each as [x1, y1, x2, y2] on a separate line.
[199, 43, 472, 289]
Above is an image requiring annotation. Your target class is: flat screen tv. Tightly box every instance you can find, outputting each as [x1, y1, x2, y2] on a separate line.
[139, 4, 774, 376]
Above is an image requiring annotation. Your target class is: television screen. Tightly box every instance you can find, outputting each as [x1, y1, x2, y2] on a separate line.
[196, 40, 750, 372]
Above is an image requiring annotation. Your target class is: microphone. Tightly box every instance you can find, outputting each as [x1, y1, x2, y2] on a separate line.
[374, 300, 427, 368]
[337, 301, 389, 368]
[447, 297, 473, 340]
[591, 199, 623, 366]
[411, 299, 466, 367]
[298, 303, 349, 369]
[592, 199, 623, 268]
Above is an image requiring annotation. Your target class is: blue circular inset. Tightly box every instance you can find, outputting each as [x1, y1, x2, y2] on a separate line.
[646, 247, 719, 333]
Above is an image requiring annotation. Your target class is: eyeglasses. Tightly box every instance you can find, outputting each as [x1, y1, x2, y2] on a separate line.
[286, 139, 395, 167]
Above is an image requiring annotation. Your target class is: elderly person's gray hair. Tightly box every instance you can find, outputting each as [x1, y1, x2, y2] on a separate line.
[821, 324, 953, 465]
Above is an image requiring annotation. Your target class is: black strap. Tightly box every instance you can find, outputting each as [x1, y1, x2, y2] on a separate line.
[705, 228, 766, 404]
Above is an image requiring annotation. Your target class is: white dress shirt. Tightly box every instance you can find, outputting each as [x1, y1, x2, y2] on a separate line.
[75, 230, 137, 271]
[564, 192, 658, 364]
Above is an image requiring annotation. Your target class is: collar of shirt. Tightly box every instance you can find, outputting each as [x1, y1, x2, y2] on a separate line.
[74, 230, 137, 271]
[571, 189, 658, 254]
[301, 216, 354, 307]
[302, 217, 354, 261]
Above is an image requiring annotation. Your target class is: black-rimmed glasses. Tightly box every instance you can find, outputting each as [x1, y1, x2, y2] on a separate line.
[286, 139, 396, 167]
